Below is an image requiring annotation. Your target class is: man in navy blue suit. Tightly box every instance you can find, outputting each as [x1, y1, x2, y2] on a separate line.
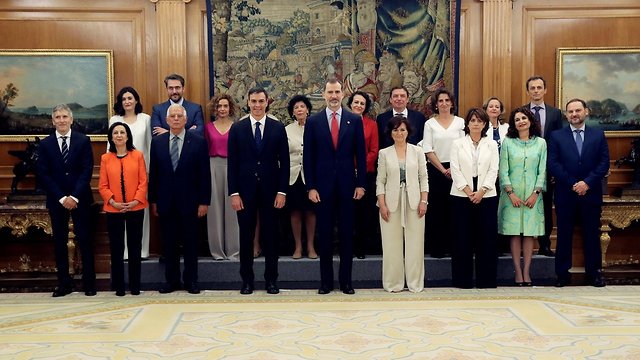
[548, 98, 609, 287]
[304, 78, 367, 295]
[37, 104, 96, 297]
[149, 104, 211, 294]
[376, 86, 426, 149]
[151, 73, 204, 136]
[524, 75, 564, 257]
[228, 87, 289, 295]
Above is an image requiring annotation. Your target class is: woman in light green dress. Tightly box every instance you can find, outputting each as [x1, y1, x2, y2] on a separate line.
[498, 107, 546, 286]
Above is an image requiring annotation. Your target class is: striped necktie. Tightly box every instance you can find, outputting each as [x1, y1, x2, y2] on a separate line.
[60, 136, 69, 164]
[170, 135, 179, 170]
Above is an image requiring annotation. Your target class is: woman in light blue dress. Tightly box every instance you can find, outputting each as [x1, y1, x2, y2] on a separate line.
[498, 107, 546, 286]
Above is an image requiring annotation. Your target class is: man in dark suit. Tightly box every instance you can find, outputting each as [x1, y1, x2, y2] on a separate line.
[304, 78, 367, 295]
[524, 75, 564, 256]
[227, 87, 289, 295]
[151, 73, 204, 136]
[37, 104, 96, 297]
[149, 104, 211, 294]
[376, 86, 426, 149]
[548, 98, 609, 287]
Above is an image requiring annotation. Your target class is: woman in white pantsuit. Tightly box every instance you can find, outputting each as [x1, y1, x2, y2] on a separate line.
[377, 116, 429, 293]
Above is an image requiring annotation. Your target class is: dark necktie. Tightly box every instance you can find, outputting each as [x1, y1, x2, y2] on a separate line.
[331, 112, 339, 149]
[170, 135, 179, 170]
[395, 113, 404, 117]
[574, 129, 583, 156]
[255, 122, 263, 150]
[533, 106, 543, 135]
[60, 136, 69, 164]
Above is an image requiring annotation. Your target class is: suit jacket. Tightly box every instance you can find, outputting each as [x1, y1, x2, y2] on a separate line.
[285, 122, 304, 185]
[449, 136, 499, 197]
[525, 102, 564, 138]
[98, 150, 148, 213]
[150, 99, 204, 136]
[376, 144, 429, 212]
[376, 109, 426, 149]
[148, 131, 211, 215]
[227, 115, 290, 199]
[547, 126, 609, 203]
[303, 108, 366, 198]
[36, 130, 94, 209]
[484, 123, 509, 143]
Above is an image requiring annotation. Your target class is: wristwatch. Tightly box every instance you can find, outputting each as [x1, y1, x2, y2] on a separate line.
[534, 189, 541, 194]
[420, 200, 428, 204]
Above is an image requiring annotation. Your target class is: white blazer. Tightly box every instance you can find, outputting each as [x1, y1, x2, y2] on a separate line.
[376, 144, 429, 212]
[449, 136, 499, 197]
[285, 122, 304, 185]
[485, 122, 508, 144]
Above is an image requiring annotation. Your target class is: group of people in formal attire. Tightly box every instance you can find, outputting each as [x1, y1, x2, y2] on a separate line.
[36, 74, 609, 298]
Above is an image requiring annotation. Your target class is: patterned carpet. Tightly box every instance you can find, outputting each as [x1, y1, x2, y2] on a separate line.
[1, 286, 640, 359]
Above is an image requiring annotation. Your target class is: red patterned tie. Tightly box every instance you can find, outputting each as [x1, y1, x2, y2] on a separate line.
[331, 112, 339, 149]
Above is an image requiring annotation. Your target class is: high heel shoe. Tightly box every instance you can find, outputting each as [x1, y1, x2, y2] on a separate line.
[515, 282, 524, 287]
[523, 282, 532, 287]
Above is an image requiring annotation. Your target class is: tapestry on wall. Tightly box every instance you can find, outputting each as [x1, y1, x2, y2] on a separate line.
[207, 0, 460, 122]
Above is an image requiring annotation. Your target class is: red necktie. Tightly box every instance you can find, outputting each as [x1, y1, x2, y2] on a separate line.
[331, 112, 339, 149]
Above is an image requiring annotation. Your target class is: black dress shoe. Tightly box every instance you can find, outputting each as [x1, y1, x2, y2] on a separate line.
[85, 290, 97, 296]
[52, 286, 72, 298]
[240, 283, 254, 295]
[340, 285, 355, 295]
[589, 276, 606, 288]
[159, 283, 179, 294]
[318, 287, 332, 295]
[555, 276, 571, 288]
[186, 283, 201, 294]
[130, 289, 141, 296]
[538, 247, 555, 257]
[266, 282, 279, 295]
[355, 254, 365, 259]
[115, 290, 125, 297]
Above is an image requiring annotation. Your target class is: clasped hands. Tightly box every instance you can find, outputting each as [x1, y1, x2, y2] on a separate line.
[110, 199, 140, 213]
[572, 181, 589, 196]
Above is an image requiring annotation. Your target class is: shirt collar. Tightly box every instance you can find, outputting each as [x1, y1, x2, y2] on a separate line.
[250, 115, 267, 127]
[56, 130, 71, 138]
[570, 124, 585, 132]
[171, 129, 186, 140]
[530, 103, 545, 110]
[325, 107, 343, 118]
[170, 98, 184, 106]
[393, 108, 408, 117]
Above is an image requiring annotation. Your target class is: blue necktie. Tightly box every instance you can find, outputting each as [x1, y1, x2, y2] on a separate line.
[255, 122, 263, 150]
[574, 129, 583, 156]
[60, 136, 69, 164]
[533, 106, 543, 136]
[170, 136, 179, 170]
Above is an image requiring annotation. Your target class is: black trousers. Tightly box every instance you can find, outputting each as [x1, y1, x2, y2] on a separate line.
[353, 172, 380, 255]
[555, 194, 602, 279]
[236, 185, 280, 284]
[316, 192, 355, 290]
[49, 204, 95, 290]
[425, 162, 453, 257]
[106, 210, 144, 292]
[450, 195, 499, 288]
[538, 179, 555, 249]
[159, 206, 199, 286]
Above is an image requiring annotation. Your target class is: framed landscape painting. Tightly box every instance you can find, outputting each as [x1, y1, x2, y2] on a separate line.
[0, 49, 114, 141]
[556, 47, 640, 137]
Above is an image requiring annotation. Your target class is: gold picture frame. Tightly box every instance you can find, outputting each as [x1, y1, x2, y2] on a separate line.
[0, 49, 114, 142]
[556, 47, 640, 137]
